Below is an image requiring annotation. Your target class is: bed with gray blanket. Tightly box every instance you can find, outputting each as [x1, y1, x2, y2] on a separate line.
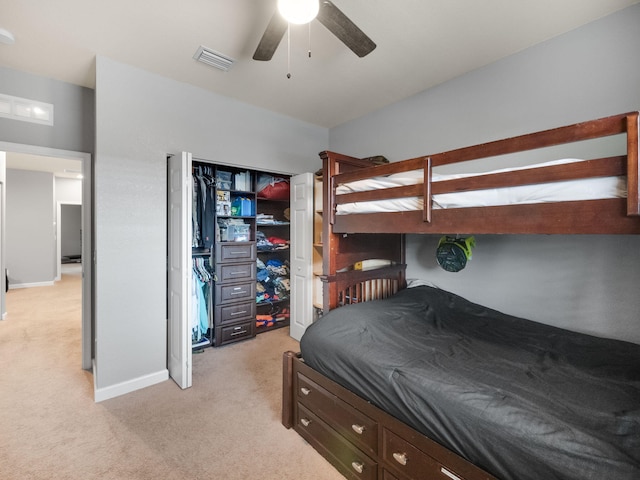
[299, 285, 640, 480]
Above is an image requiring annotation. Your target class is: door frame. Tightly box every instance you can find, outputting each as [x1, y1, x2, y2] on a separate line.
[0, 141, 92, 371]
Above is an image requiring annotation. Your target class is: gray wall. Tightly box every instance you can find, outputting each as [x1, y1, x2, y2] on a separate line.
[329, 4, 640, 344]
[94, 56, 328, 394]
[61, 204, 82, 257]
[0, 66, 94, 154]
[6, 169, 55, 286]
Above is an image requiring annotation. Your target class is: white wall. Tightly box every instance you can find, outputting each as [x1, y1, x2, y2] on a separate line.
[329, 4, 640, 344]
[6, 169, 56, 287]
[94, 56, 328, 398]
[55, 177, 82, 204]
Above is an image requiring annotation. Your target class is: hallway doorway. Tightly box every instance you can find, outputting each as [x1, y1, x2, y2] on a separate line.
[0, 142, 92, 371]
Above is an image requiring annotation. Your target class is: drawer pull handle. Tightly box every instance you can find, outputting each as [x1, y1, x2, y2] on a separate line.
[230, 291, 247, 296]
[300, 418, 311, 427]
[230, 330, 247, 337]
[300, 387, 311, 396]
[351, 424, 365, 435]
[393, 452, 408, 466]
[440, 467, 462, 480]
[229, 251, 246, 255]
[351, 462, 364, 474]
[230, 310, 247, 316]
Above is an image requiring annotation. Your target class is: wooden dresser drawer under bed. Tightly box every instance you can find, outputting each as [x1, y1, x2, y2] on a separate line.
[283, 352, 497, 480]
[296, 372, 378, 457]
[296, 403, 378, 480]
[383, 429, 468, 480]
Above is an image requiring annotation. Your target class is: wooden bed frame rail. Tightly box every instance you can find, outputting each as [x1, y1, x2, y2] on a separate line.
[321, 263, 407, 312]
[324, 111, 640, 235]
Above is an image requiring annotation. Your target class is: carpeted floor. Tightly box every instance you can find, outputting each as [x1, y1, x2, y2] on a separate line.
[0, 270, 343, 480]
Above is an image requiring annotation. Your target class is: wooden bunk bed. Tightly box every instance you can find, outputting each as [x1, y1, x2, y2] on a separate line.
[282, 112, 640, 480]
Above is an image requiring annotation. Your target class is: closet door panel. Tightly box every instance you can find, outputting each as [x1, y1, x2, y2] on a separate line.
[289, 173, 314, 341]
[167, 152, 193, 389]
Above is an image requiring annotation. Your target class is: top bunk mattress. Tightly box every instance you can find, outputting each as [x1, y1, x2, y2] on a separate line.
[300, 285, 640, 480]
[335, 158, 627, 214]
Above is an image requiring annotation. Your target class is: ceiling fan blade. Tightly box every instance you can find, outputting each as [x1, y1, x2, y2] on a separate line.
[316, 1, 376, 57]
[253, 10, 288, 61]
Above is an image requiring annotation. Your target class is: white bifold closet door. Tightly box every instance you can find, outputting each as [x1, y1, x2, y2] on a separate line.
[289, 173, 314, 341]
[167, 152, 193, 389]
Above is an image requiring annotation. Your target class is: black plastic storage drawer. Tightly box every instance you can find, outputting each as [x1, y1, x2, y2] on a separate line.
[218, 321, 254, 344]
[215, 242, 256, 263]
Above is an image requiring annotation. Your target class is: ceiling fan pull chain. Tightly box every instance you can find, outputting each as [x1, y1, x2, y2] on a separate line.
[308, 22, 312, 58]
[286, 23, 292, 79]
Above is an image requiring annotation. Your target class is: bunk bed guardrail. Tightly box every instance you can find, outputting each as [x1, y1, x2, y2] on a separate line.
[327, 111, 640, 235]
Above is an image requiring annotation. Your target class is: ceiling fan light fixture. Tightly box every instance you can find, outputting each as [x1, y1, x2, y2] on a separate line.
[277, 0, 319, 25]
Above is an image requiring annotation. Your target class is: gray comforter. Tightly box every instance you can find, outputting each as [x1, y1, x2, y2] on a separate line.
[300, 286, 640, 480]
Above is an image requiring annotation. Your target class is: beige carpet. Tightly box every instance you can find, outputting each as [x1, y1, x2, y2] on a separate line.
[0, 270, 344, 480]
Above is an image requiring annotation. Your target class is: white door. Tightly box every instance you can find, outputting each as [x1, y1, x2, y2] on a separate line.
[289, 173, 314, 341]
[167, 152, 192, 389]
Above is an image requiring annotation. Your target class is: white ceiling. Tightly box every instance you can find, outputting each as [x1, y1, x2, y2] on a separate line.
[0, 0, 639, 129]
[4, 152, 83, 179]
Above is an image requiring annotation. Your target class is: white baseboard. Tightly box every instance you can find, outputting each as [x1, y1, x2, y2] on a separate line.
[9, 281, 55, 289]
[94, 368, 169, 402]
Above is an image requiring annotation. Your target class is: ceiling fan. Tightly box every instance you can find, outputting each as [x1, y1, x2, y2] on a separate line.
[253, 0, 376, 61]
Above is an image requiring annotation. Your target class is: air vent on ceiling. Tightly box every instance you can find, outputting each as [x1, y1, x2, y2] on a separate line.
[193, 46, 235, 72]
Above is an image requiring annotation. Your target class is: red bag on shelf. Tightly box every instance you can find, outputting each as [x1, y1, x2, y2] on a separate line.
[257, 174, 290, 200]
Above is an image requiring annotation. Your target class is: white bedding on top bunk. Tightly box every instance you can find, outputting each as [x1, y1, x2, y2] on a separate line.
[335, 158, 627, 214]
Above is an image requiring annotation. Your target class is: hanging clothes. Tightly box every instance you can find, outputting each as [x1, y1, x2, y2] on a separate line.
[191, 256, 214, 344]
[192, 164, 216, 250]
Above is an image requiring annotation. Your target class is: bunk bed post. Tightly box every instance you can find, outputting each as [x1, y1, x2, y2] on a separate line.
[282, 351, 296, 428]
[627, 112, 639, 216]
[319, 151, 408, 311]
[320, 151, 340, 311]
[423, 157, 432, 223]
